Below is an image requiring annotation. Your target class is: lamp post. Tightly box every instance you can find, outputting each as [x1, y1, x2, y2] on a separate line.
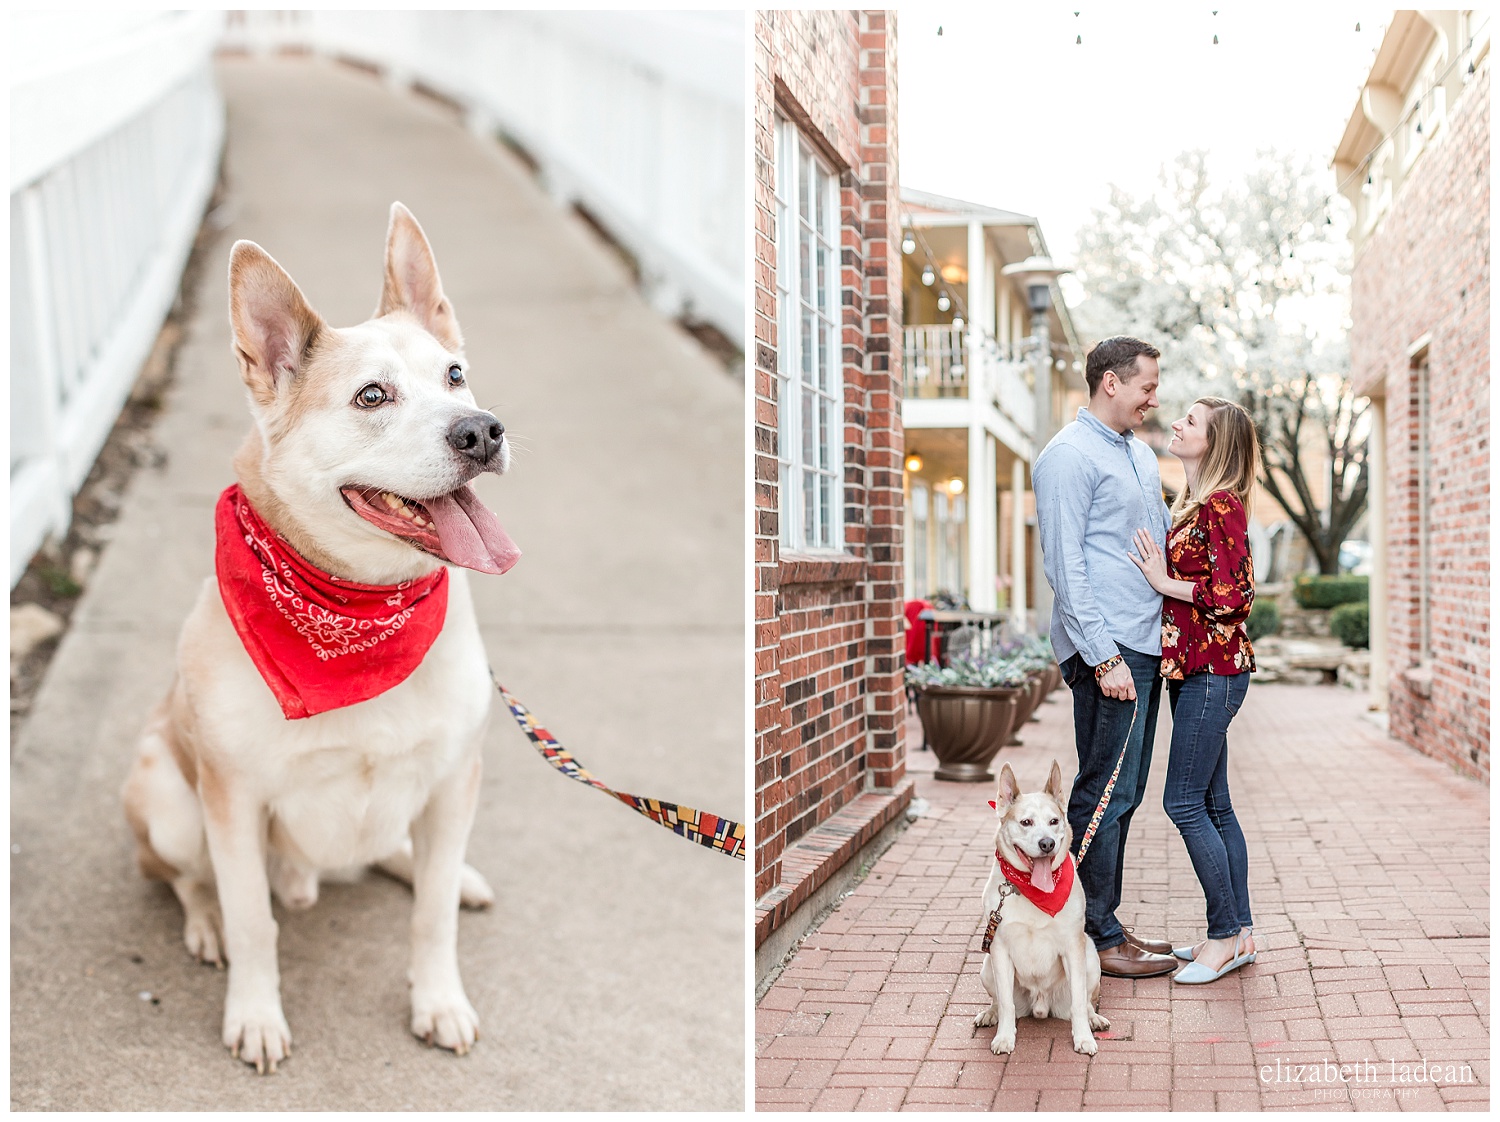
[1000, 256, 1070, 633]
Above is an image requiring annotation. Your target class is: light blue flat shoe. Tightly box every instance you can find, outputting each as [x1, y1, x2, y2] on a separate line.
[1172, 932, 1253, 983]
[1172, 944, 1197, 962]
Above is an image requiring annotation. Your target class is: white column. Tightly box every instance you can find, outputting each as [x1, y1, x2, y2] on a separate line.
[1368, 395, 1388, 709]
[1011, 457, 1028, 626]
[967, 412, 988, 610]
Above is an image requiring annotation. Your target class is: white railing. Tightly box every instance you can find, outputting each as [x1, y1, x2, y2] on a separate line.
[220, 11, 745, 349]
[989, 355, 1036, 435]
[10, 11, 226, 587]
[904, 324, 968, 397]
[903, 324, 1035, 432]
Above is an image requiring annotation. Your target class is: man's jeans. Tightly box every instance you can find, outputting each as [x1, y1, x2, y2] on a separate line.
[1060, 646, 1164, 952]
[1164, 671, 1253, 940]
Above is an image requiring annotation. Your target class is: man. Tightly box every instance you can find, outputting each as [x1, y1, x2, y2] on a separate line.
[1031, 336, 1176, 978]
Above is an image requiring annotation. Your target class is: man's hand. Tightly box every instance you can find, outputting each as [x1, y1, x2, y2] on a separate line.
[1097, 661, 1137, 701]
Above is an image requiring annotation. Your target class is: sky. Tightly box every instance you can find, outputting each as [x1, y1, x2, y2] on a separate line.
[898, 5, 1394, 291]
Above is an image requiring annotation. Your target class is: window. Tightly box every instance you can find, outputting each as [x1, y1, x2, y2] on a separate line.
[774, 115, 842, 551]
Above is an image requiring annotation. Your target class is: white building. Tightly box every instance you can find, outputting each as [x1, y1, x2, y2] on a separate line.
[899, 189, 1084, 627]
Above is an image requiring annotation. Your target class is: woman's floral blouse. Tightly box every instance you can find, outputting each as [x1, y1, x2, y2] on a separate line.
[1160, 490, 1256, 679]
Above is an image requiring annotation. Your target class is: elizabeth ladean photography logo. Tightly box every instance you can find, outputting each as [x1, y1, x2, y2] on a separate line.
[1261, 1056, 1477, 1101]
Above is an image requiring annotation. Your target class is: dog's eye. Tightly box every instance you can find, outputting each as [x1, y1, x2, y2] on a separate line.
[447, 364, 465, 387]
[1050, 818, 1059, 826]
[1020, 819, 1032, 827]
[354, 384, 388, 408]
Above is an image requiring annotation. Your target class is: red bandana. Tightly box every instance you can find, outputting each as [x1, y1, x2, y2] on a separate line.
[996, 850, 1076, 917]
[214, 484, 449, 720]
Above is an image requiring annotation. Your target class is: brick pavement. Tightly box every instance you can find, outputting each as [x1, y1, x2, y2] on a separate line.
[756, 682, 1489, 1111]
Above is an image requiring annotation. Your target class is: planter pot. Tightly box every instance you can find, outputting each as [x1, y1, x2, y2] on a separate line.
[1042, 662, 1062, 697]
[1005, 673, 1045, 744]
[916, 685, 1022, 782]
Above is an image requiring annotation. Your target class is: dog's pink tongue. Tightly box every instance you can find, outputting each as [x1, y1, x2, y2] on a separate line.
[424, 484, 520, 575]
[1030, 857, 1056, 893]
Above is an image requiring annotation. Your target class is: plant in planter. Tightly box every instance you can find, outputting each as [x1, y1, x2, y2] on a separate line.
[987, 634, 1061, 738]
[906, 650, 1031, 782]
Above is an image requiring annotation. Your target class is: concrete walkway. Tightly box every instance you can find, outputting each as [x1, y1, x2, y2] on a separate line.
[11, 57, 744, 1111]
[756, 683, 1489, 1111]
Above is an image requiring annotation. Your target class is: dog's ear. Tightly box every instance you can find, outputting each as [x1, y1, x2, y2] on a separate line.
[228, 241, 324, 409]
[376, 202, 463, 351]
[1044, 759, 1066, 803]
[995, 764, 1019, 810]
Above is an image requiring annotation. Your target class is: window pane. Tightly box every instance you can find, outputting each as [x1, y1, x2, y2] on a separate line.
[818, 397, 830, 470]
[801, 308, 814, 385]
[779, 461, 791, 546]
[823, 320, 838, 393]
[801, 386, 815, 468]
[815, 165, 827, 237]
[803, 470, 815, 544]
[818, 474, 832, 548]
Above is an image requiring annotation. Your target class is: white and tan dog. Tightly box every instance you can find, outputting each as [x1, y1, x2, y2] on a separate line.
[974, 761, 1109, 1056]
[123, 203, 516, 1072]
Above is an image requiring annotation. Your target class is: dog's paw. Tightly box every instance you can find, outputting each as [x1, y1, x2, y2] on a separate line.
[973, 1006, 998, 1028]
[223, 1000, 292, 1074]
[1072, 1032, 1098, 1056]
[411, 988, 480, 1055]
[1089, 1010, 1110, 1032]
[990, 1030, 1016, 1055]
[184, 907, 225, 967]
[459, 863, 494, 910]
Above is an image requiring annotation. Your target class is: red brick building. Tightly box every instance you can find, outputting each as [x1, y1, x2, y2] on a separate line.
[752, 10, 912, 974]
[1335, 11, 1489, 779]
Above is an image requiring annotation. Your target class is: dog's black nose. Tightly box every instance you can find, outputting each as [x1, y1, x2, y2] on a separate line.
[1037, 837, 1055, 855]
[447, 412, 505, 465]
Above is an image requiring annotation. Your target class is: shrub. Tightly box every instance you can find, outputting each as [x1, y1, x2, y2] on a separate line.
[1293, 574, 1369, 609]
[1246, 598, 1280, 641]
[1330, 602, 1370, 649]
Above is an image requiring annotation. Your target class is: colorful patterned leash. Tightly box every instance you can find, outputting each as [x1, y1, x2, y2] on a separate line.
[982, 698, 1137, 951]
[1075, 701, 1138, 862]
[495, 679, 746, 861]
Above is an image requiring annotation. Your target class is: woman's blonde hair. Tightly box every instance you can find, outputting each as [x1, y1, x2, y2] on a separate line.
[1170, 396, 1261, 528]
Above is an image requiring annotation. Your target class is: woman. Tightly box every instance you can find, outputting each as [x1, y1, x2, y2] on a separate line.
[1128, 396, 1259, 984]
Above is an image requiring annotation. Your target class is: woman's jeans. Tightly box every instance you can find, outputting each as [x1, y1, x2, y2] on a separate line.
[1164, 671, 1252, 940]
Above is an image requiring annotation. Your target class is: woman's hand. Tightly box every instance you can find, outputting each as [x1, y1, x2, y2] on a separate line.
[1127, 528, 1168, 592]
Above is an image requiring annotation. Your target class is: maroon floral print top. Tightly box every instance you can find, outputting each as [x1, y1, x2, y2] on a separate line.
[1160, 490, 1256, 679]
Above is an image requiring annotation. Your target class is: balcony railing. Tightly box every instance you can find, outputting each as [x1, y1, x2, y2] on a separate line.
[903, 324, 1036, 434]
[904, 324, 968, 398]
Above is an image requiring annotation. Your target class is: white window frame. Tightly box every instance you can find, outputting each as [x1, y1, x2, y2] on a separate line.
[774, 114, 843, 552]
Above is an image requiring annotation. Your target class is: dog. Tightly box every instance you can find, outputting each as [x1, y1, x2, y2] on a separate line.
[122, 203, 518, 1072]
[973, 761, 1109, 1056]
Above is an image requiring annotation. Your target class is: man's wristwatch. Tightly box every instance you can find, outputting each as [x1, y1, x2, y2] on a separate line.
[1094, 654, 1124, 681]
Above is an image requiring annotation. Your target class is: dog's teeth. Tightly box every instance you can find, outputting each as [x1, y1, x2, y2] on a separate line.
[398, 505, 415, 520]
[413, 515, 428, 527]
[382, 492, 402, 511]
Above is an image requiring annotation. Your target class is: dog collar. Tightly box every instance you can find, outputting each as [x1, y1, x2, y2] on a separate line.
[214, 484, 449, 719]
[995, 849, 1076, 917]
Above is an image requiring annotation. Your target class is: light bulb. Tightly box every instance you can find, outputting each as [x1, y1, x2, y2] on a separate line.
[947, 477, 965, 496]
[937, 292, 951, 312]
[905, 452, 923, 472]
[901, 234, 916, 255]
[921, 266, 935, 286]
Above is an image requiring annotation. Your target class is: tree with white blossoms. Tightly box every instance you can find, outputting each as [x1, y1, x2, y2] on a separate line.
[1071, 149, 1368, 575]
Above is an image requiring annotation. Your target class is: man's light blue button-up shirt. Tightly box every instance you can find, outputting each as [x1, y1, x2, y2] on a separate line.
[1032, 407, 1171, 667]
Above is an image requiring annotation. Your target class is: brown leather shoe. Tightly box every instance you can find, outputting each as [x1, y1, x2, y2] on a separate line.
[1122, 928, 1173, 957]
[1097, 941, 1177, 978]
